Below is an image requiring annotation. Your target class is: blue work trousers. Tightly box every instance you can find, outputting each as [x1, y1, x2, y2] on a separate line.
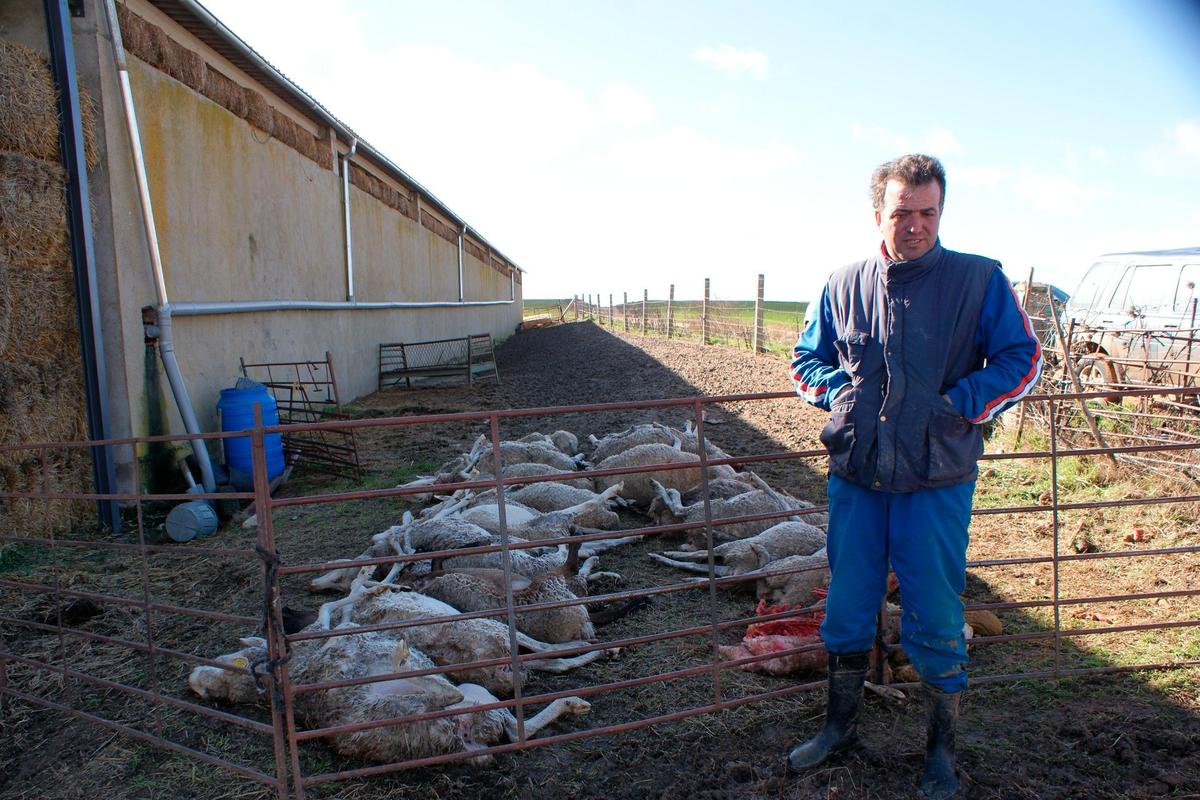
[820, 474, 975, 692]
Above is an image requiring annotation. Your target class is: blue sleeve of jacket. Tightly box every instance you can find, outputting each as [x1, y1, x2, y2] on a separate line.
[791, 286, 851, 410]
[943, 269, 1044, 424]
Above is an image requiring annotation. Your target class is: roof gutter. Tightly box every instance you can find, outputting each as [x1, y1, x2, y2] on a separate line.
[173, 0, 524, 275]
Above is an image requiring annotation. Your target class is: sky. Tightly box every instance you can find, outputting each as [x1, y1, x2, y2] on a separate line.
[199, 0, 1200, 303]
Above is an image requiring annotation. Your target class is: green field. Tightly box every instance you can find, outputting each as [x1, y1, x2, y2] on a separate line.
[524, 298, 809, 327]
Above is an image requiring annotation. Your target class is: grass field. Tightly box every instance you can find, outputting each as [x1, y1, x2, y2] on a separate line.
[524, 298, 808, 327]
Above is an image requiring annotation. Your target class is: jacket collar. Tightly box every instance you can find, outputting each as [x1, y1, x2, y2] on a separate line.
[878, 239, 943, 283]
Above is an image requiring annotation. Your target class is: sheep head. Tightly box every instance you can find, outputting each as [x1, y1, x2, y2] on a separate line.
[188, 636, 269, 705]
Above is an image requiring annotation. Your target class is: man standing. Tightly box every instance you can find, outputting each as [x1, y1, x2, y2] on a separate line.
[788, 154, 1043, 799]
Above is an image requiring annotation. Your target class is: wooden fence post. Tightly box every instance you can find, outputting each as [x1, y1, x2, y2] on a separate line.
[702, 278, 710, 345]
[667, 284, 675, 339]
[753, 274, 765, 353]
[573, 295, 579, 320]
[642, 289, 647, 335]
[623, 292, 628, 332]
[609, 293, 614, 327]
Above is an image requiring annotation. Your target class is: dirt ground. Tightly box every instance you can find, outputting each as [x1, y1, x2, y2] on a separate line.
[1, 321, 1198, 800]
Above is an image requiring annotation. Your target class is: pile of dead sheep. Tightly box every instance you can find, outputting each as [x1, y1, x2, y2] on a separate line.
[189, 422, 836, 765]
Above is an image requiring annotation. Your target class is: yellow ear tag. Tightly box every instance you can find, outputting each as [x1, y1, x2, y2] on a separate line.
[232, 657, 249, 670]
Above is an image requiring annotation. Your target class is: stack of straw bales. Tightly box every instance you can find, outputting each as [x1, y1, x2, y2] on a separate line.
[0, 40, 97, 532]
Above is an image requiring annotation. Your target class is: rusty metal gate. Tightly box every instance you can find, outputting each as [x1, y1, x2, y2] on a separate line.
[2, 389, 1199, 798]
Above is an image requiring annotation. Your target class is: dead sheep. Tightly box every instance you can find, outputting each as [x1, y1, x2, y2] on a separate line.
[591, 442, 706, 508]
[317, 576, 617, 696]
[648, 474, 827, 547]
[189, 632, 590, 764]
[752, 549, 831, 607]
[651, 518, 827, 577]
[516, 430, 580, 455]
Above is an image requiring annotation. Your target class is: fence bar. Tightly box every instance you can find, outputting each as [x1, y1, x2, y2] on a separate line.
[702, 277, 710, 344]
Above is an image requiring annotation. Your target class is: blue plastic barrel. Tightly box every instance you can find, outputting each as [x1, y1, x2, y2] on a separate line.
[218, 383, 285, 490]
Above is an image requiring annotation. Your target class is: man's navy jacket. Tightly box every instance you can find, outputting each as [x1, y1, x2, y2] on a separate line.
[792, 241, 1044, 493]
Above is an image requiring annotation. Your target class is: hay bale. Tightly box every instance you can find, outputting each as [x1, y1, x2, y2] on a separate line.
[0, 259, 78, 364]
[116, 3, 167, 67]
[0, 447, 94, 534]
[161, 37, 206, 91]
[0, 41, 99, 168]
[0, 153, 69, 266]
[199, 67, 248, 119]
[244, 89, 273, 133]
[0, 360, 87, 474]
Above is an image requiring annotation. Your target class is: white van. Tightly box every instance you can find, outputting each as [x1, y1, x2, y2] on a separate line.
[1066, 248, 1200, 388]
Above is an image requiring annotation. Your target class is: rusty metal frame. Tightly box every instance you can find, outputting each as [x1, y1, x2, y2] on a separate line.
[239, 352, 362, 479]
[1, 386, 1198, 798]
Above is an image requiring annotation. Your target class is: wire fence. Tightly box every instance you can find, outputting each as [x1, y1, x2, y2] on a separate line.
[568, 277, 805, 354]
[2, 388, 1199, 798]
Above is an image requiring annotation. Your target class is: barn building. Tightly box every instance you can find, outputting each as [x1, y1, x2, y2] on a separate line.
[1, 0, 524, 526]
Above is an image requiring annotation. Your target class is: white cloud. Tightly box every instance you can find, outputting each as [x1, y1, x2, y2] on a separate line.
[1010, 168, 1111, 217]
[849, 124, 962, 157]
[954, 165, 1009, 191]
[1172, 119, 1200, 159]
[598, 81, 657, 128]
[692, 45, 769, 79]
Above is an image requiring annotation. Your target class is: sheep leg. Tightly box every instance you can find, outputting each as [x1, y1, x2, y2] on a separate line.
[525, 648, 617, 673]
[578, 535, 644, 557]
[499, 697, 591, 740]
[648, 553, 730, 575]
[658, 549, 711, 562]
[865, 681, 906, 703]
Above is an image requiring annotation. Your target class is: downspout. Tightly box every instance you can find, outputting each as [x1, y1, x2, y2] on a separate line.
[340, 137, 357, 302]
[457, 225, 465, 302]
[102, 0, 216, 493]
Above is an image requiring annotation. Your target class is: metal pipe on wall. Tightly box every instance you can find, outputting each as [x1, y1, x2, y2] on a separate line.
[171, 299, 515, 316]
[340, 138, 358, 302]
[457, 225, 465, 303]
[102, 0, 216, 493]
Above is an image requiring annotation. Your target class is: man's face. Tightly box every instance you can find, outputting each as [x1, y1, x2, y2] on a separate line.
[875, 178, 942, 262]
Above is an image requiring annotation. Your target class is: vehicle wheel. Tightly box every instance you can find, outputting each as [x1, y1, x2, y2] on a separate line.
[1076, 353, 1121, 402]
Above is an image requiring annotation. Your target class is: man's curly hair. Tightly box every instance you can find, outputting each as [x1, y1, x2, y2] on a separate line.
[870, 154, 946, 211]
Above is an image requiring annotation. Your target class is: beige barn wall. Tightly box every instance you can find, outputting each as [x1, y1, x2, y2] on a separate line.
[84, 0, 522, 490]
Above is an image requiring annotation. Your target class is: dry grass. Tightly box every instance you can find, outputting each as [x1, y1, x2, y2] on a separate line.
[0, 154, 68, 267]
[0, 41, 99, 169]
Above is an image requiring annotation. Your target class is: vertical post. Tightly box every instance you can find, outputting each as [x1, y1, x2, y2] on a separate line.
[642, 289, 648, 335]
[1049, 398, 1062, 678]
[586, 294, 592, 320]
[753, 274, 765, 353]
[573, 295, 579, 320]
[251, 404, 304, 800]
[702, 278, 710, 345]
[667, 284, 675, 339]
[1014, 268, 1036, 444]
[623, 291, 629, 332]
[609, 293, 614, 327]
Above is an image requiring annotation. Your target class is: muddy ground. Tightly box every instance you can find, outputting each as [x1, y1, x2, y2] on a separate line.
[1, 321, 1198, 800]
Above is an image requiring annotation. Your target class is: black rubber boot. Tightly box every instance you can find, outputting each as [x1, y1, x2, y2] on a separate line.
[920, 685, 961, 800]
[786, 651, 869, 772]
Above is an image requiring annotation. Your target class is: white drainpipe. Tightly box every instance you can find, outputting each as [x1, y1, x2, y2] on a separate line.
[457, 225, 465, 303]
[341, 138, 358, 302]
[103, 0, 216, 492]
